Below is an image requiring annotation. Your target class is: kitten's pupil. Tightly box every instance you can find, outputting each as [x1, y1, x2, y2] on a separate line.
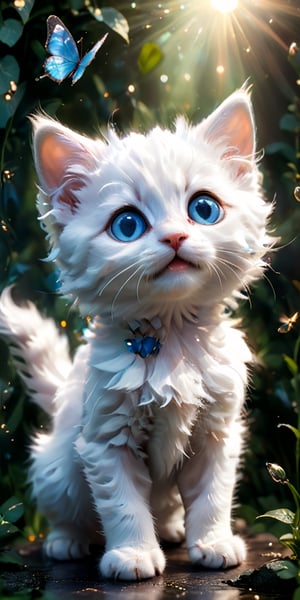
[122, 216, 136, 237]
[196, 200, 211, 220]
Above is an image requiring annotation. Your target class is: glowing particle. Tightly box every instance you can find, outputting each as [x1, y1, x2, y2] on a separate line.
[160, 74, 168, 83]
[245, 47, 251, 53]
[1, 423, 6, 429]
[2, 169, 14, 181]
[294, 186, 300, 201]
[14, 0, 25, 7]
[254, 595, 260, 600]
[28, 534, 36, 542]
[104, 91, 110, 98]
[216, 64, 225, 74]
[128, 84, 135, 93]
[289, 42, 299, 56]
[4, 92, 12, 101]
[184, 73, 191, 81]
[145, 23, 152, 29]
[211, 0, 238, 13]
[60, 320, 67, 328]
[131, 2, 137, 7]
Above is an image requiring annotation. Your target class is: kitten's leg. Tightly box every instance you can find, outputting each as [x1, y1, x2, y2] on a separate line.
[77, 436, 165, 580]
[177, 419, 246, 569]
[151, 482, 185, 543]
[30, 429, 100, 560]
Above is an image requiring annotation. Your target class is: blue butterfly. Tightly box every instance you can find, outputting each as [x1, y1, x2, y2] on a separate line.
[125, 336, 161, 359]
[44, 15, 108, 85]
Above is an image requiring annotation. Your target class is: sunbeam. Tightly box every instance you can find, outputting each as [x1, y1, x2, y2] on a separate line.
[127, 0, 300, 118]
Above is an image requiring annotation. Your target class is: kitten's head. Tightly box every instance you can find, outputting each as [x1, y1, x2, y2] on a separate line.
[32, 89, 273, 322]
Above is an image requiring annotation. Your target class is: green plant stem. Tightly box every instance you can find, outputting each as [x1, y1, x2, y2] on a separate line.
[293, 336, 300, 489]
[287, 481, 300, 529]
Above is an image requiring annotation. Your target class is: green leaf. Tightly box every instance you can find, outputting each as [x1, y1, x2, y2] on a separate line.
[0, 19, 23, 47]
[280, 113, 300, 132]
[293, 586, 300, 600]
[138, 43, 163, 75]
[13, 0, 34, 24]
[265, 141, 296, 162]
[283, 354, 299, 376]
[0, 549, 24, 566]
[0, 55, 20, 94]
[87, 6, 129, 43]
[257, 508, 295, 524]
[278, 423, 300, 440]
[269, 559, 299, 580]
[0, 521, 19, 537]
[1, 496, 20, 515]
[280, 532, 294, 541]
[3, 501, 24, 524]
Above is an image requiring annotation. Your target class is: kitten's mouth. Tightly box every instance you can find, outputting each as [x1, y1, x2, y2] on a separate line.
[167, 257, 191, 272]
[153, 255, 196, 279]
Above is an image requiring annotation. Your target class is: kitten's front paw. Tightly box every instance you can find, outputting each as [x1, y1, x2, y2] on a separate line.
[100, 545, 166, 580]
[188, 534, 246, 569]
[45, 530, 90, 560]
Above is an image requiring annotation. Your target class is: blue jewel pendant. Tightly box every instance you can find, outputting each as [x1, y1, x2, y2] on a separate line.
[125, 335, 161, 359]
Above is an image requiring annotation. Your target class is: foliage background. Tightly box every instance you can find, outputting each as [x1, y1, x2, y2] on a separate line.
[1, 0, 300, 546]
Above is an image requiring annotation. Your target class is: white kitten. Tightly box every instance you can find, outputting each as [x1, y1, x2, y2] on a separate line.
[0, 89, 273, 580]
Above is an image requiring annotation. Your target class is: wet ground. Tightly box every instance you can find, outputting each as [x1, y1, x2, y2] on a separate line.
[0, 534, 294, 599]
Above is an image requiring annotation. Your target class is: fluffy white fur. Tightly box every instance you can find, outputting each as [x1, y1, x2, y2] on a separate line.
[0, 89, 273, 580]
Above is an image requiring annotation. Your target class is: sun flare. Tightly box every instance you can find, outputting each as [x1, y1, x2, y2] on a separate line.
[211, 0, 238, 14]
[127, 0, 299, 118]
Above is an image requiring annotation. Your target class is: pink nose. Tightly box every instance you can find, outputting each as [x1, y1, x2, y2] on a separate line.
[161, 232, 188, 251]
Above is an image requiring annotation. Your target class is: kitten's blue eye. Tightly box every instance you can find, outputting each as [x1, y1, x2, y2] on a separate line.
[110, 210, 147, 242]
[188, 194, 223, 225]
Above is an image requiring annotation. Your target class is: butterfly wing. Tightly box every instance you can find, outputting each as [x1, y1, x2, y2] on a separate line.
[71, 32, 108, 85]
[44, 15, 79, 83]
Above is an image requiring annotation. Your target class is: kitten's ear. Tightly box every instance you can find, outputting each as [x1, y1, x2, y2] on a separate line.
[31, 116, 103, 209]
[200, 89, 256, 172]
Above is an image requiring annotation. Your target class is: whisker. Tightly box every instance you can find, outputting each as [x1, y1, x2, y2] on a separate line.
[98, 260, 141, 298]
[214, 256, 252, 299]
[206, 259, 224, 292]
[111, 265, 144, 318]
[136, 267, 147, 304]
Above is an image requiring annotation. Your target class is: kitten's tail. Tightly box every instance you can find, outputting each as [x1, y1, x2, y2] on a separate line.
[0, 286, 72, 416]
